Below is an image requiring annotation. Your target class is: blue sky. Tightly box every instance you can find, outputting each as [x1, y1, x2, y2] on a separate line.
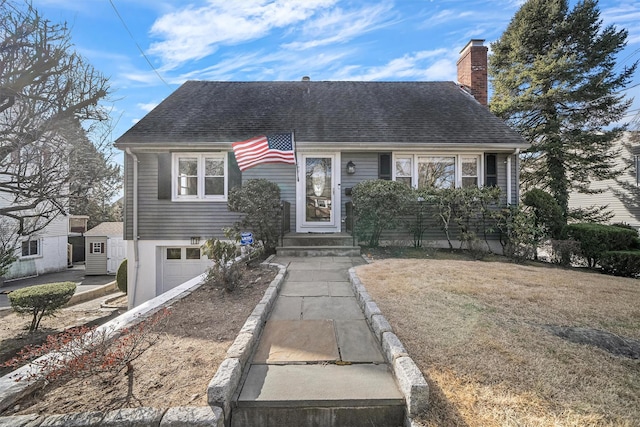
[32, 0, 640, 165]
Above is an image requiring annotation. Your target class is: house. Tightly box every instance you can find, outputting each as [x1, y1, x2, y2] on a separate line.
[0, 210, 70, 281]
[84, 222, 127, 275]
[568, 131, 640, 229]
[115, 39, 529, 307]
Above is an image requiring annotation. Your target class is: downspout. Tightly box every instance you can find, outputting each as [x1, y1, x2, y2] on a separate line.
[125, 148, 139, 309]
[514, 148, 521, 203]
[506, 148, 521, 205]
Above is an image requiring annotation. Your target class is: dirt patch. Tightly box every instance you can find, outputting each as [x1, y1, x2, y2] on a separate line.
[546, 326, 640, 359]
[1, 262, 277, 416]
[357, 257, 640, 427]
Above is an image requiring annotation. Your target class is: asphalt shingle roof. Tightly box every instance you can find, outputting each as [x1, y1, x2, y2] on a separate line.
[115, 80, 525, 146]
[84, 222, 123, 237]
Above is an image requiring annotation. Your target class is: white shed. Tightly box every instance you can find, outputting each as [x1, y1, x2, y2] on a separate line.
[85, 222, 126, 275]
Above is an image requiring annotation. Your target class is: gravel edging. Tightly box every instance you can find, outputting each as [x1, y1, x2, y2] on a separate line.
[0, 256, 287, 427]
[348, 264, 429, 426]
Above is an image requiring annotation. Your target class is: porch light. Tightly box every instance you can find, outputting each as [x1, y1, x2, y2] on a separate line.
[346, 160, 356, 175]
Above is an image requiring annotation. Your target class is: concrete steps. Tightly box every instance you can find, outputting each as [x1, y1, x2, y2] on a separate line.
[232, 364, 405, 427]
[277, 233, 361, 257]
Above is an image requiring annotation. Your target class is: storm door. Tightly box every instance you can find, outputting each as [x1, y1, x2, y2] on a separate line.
[297, 154, 341, 232]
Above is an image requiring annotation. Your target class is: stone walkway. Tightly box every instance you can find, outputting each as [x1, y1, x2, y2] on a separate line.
[232, 256, 404, 427]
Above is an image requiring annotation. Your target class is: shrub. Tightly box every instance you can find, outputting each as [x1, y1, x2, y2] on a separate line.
[600, 251, 640, 278]
[494, 205, 543, 263]
[228, 179, 282, 254]
[116, 259, 127, 294]
[202, 238, 243, 291]
[9, 282, 76, 332]
[565, 223, 640, 267]
[2, 309, 170, 386]
[550, 239, 581, 266]
[522, 189, 565, 240]
[352, 179, 413, 247]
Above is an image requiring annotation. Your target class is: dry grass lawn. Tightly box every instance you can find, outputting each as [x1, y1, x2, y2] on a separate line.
[356, 258, 640, 427]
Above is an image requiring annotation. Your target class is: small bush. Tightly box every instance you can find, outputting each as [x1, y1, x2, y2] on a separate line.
[566, 223, 640, 267]
[228, 179, 282, 254]
[116, 259, 127, 294]
[600, 251, 640, 278]
[9, 282, 76, 332]
[550, 239, 581, 266]
[352, 180, 413, 247]
[202, 238, 243, 291]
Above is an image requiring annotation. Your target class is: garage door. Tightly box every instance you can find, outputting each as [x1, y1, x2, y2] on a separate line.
[160, 247, 211, 293]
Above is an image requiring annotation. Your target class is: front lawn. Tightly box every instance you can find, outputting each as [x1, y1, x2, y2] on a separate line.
[356, 257, 640, 426]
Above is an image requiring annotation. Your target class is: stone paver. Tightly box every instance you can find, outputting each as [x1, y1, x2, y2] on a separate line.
[279, 281, 329, 297]
[269, 296, 303, 320]
[253, 320, 339, 363]
[302, 296, 364, 320]
[335, 319, 385, 363]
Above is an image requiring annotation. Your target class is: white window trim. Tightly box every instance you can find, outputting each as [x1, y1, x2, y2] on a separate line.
[392, 153, 484, 189]
[92, 242, 104, 254]
[20, 238, 41, 259]
[171, 152, 228, 201]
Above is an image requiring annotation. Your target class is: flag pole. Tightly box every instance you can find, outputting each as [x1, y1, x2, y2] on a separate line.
[292, 129, 299, 182]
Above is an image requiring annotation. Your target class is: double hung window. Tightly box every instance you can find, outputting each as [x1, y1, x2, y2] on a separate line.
[173, 153, 227, 200]
[21, 239, 40, 257]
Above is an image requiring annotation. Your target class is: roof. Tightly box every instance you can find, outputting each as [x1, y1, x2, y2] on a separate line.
[85, 222, 123, 237]
[115, 80, 527, 148]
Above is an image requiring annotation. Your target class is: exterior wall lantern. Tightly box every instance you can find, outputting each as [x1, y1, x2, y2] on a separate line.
[346, 160, 356, 175]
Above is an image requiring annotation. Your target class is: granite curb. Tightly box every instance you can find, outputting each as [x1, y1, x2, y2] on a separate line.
[0, 406, 224, 426]
[207, 259, 287, 425]
[348, 265, 429, 424]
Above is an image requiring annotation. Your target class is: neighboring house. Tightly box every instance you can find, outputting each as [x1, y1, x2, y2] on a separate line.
[569, 131, 640, 229]
[115, 39, 529, 307]
[84, 222, 127, 275]
[0, 209, 70, 281]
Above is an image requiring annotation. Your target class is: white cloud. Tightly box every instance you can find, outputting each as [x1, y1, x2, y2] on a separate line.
[332, 49, 455, 81]
[137, 102, 158, 112]
[283, 2, 399, 50]
[148, 0, 338, 67]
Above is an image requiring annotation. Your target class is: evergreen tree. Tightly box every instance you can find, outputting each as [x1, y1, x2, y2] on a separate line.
[489, 0, 637, 222]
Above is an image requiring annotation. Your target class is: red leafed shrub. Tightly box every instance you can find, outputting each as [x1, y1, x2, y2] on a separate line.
[2, 308, 171, 384]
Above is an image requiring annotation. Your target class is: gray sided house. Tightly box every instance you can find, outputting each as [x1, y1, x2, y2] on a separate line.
[84, 222, 126, 275]
[115, 40, 529, 307]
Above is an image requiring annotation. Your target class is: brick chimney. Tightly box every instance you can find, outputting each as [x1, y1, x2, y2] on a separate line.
[457, 39, 488, 106]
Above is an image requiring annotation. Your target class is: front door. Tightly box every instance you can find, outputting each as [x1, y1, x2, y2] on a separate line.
[297, 153, 341, 232]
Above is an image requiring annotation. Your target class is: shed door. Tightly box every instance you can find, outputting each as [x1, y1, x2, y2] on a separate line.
[107, 237, 126, 274]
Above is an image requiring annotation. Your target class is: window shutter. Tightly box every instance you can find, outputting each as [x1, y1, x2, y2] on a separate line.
[485, 154, 497, 187]
[228, 152, 242, 191]
[101, 243, 105, 254]
[379, 153, 391, 180]
[89, 242, 93, 254]
[158, 153, 172, 199]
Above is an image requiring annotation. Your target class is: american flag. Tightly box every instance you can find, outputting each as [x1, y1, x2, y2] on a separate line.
[232, 132, 296, 171]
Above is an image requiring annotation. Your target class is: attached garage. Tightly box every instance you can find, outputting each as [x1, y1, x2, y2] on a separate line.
[158, 246, 211, 293]
[85, 222, 127, 275]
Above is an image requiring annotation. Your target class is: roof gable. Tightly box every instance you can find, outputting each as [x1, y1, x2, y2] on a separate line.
[115, 81, 525, 146]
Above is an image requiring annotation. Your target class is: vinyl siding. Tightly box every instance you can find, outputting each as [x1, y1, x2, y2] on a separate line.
[123, 149, 519, 241]
[569, 135, 640, 228]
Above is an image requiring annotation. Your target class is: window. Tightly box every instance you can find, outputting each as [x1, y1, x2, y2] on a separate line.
[461, 156, 479, 188]
[186, 248, 201, 260]
[90, 242, 105, 254]
[173, 153, 227, 200]
[418, 156, 455, 189]
[395, 157, 412, 187]
[21, 239, 39, 257]
[166, 248, 182, 259]
[393, 154, 483, 189]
